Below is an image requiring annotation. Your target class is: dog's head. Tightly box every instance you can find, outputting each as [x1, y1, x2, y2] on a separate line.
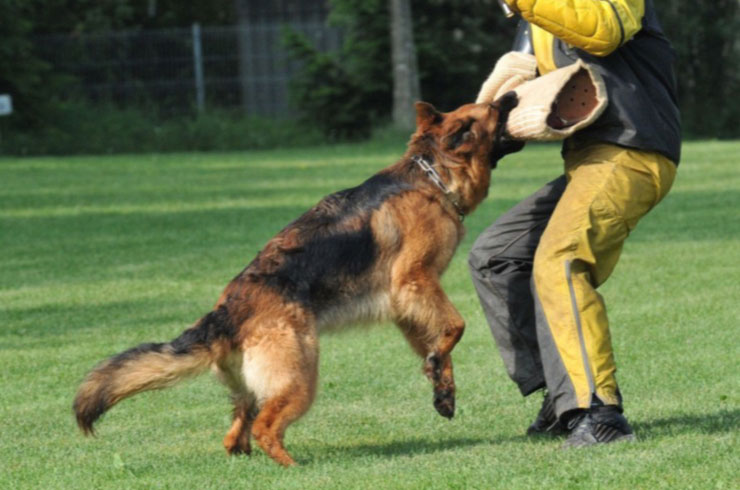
[411, 92, 523, 170]
[408, 93, 524, 214]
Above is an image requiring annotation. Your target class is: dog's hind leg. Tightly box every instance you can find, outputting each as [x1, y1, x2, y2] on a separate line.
[214, 355, 255, 456]
[243, 326, 318, 466]
[223, 396, 255, 455]
[251, 385, 313, 466]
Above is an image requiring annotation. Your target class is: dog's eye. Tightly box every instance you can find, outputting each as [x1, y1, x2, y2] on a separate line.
[447, 122, 474, 149]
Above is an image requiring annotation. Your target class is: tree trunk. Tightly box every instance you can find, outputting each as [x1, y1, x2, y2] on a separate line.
[389, 0, 421, 131]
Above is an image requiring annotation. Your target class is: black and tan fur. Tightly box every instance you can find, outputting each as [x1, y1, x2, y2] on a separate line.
[73, 94, 521, 466]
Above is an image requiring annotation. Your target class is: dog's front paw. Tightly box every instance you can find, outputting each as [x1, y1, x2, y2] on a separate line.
[433, 389, 455, 419]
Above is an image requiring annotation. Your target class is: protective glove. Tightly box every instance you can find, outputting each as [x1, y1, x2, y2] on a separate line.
[475, 51, 537, 104]
[504, 60, 608, 141]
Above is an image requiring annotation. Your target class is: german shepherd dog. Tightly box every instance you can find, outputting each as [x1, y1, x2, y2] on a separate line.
[74, 94, 521, 466]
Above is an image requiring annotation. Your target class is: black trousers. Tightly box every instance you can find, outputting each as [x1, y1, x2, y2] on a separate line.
[468, 175, 567, 397]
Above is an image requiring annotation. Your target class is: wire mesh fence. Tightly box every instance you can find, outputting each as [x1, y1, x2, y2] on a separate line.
[34, 20, 342, 118]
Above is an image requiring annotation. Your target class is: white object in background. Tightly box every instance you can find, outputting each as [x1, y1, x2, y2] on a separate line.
[0, 94, 12, 116]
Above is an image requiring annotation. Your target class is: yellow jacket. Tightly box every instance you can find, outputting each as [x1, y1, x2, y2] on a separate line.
[505, 0, 645, 73]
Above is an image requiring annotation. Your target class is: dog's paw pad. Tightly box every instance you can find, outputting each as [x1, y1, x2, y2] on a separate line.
[433, 390, 455, 419]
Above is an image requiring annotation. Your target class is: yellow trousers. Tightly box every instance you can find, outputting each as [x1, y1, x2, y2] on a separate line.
[469, 143, 676, 416]
[533, 144, 676, 411]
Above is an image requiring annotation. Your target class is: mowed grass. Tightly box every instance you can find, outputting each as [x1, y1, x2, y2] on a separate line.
[1, 140, 738, 489]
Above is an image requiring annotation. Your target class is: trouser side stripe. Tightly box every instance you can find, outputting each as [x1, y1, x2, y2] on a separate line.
[565, 259, 596, 399]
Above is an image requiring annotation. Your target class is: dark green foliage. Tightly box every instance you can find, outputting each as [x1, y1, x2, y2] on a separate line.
[28, 0, 135, 34]
[0, 100, 323, 155]
[283, 29, 373, 140]
[282, 0, 392, 139]
[327, 0, 393, 114]
[1, 0, 737, 155]
[412, 0, 516, 111]
[28, 0, 234, 34]
[0, 0, 149, 130]
[284, 0, 516, 131]
[0, 1, 54, 129]
[0, 0, 235, 137]
[655, 0, 740, 138]
[286, 0, 738, 140]
[129, 0, 235, 29]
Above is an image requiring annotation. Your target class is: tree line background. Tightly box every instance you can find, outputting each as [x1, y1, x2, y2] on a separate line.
[0, 0, 737, 155]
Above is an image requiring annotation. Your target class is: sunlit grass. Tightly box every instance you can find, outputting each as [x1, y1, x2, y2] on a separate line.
[1, 140, 738, 489]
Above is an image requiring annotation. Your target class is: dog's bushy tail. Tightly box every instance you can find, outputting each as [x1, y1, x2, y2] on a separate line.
[73, 306, 235, 435]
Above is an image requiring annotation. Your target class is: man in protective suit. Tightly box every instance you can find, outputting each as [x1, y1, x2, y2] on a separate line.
[468, 0, 681, 447]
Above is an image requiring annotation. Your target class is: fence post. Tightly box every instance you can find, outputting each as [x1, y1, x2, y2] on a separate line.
[192, 22, 205, 113]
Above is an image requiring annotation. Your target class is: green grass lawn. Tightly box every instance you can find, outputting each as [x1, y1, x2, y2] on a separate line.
[1, 140, 738, 489]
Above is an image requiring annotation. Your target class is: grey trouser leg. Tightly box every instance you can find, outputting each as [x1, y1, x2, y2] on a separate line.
[468, 175, 566, 396]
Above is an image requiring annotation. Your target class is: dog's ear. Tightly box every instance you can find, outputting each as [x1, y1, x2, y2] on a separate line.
[415, 101, 443, 129]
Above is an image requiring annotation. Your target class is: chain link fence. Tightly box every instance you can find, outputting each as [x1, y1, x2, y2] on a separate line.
[35, 20, 342, 118]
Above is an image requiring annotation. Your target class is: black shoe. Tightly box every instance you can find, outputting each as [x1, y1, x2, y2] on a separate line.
[562, 406, 636, 448]
[527, 391, 567, 436]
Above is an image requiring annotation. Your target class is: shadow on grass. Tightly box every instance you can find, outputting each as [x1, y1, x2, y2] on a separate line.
[633, 408, 739, 439]
[301, 433, 532, 464]
[298, 409, 740, 463]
